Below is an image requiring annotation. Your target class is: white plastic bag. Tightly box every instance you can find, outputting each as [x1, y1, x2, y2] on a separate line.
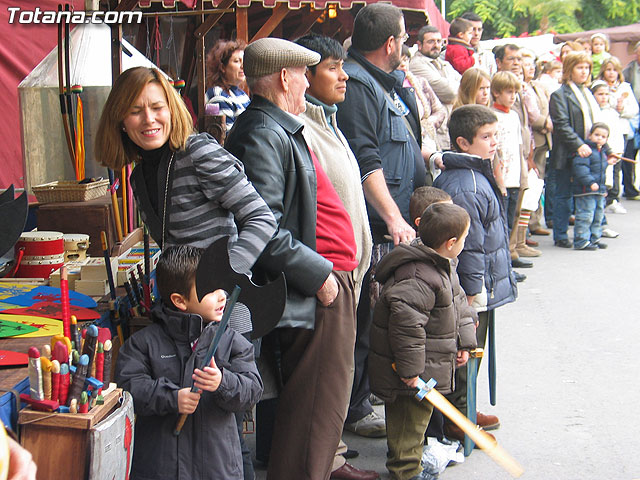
[522, 169, 544, 211]
[421, 437, 464, 475]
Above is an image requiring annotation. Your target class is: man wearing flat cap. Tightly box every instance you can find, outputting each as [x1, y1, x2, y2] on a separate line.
[225, 37, 361, 480]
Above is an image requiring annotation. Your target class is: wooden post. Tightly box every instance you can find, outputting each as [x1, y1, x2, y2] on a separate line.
[236, 4, 249, 43]
[290, 8, 324, 39]
[196, 0, 206, 131]
[250, 3, 290, 42]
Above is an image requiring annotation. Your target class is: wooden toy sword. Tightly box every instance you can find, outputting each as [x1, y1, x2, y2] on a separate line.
[410, 375, 523, 478]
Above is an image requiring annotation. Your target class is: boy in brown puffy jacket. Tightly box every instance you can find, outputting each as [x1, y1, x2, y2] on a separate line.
[369, 202, 477, 480]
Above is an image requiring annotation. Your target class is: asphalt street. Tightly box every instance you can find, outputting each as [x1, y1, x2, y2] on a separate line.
[251, 197, 640, 480]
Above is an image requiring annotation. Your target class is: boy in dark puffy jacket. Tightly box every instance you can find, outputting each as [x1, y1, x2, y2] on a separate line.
[115, 245, 263, 480]
[572, 122, 612, 250]
[369, 202, 477, 480]
[432, 105, 517, 441]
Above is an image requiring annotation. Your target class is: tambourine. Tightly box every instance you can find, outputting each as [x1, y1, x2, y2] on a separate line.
[64, 233, 90, 262]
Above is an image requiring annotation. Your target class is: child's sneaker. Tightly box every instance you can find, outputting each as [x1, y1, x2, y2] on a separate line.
[574, 241, 598, 250]
[605, 200, 627, 214]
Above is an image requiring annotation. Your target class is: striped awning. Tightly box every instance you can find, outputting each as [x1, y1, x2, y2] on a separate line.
[137, 0, 435, 12]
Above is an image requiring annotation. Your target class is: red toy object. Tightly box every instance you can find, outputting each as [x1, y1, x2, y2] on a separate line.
[60, 267, 71, 339]
[52, 337, 70, 364]
[95, 342, 104, 383]
[0, 302, 99, 321]
[15, 257, 64, 280]
[58, 363, 70, 406]
[0, 350, 29, 367]
[15, 231, 64, 257]
[19, 394, 59, 412]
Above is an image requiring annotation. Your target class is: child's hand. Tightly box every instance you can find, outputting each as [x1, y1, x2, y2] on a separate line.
[192, 357, 222, 393]
[178, 388, 201, 414]
[456, 350, 469, 367]
[401, 376, 419, 389]
[590, 183, 599, 191]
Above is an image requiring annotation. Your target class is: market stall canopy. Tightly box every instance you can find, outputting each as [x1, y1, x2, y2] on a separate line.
[136, 0, 448, 34]
[554, 23, 640, 65]
[554, 23, 640, 45]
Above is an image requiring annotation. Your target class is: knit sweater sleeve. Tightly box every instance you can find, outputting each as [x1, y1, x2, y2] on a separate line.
[189, 135, 277, 274]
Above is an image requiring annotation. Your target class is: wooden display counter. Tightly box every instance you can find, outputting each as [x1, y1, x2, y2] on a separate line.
[19, 388, 122, 480]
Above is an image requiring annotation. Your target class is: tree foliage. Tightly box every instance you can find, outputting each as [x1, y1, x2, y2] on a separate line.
[444, 0, 639, 37]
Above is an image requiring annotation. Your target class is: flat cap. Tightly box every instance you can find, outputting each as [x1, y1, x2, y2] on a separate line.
[244, 37, 321, 78]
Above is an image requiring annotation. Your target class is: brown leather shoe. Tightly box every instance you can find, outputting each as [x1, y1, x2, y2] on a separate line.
[530, 228, 550, 236]
[526, 238, 539, 247]
[476, 411, 500, 430]
[444, 423, 496, 447]
[516, 244, 542, 257]
[330, 462, 380, 480]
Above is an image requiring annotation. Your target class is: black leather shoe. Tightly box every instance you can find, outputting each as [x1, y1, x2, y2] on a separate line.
[514, 271, 527, 282]
[554, 239, 573, 248]
[594, 241, 608, 249]
[343, 449, 359, 460]
[512, 257, 533, 268]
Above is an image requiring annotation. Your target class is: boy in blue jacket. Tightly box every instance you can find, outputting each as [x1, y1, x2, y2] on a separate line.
[115, 245, 263, 480]
[572, 122, 612, 250]
[432, 104, 517, 441]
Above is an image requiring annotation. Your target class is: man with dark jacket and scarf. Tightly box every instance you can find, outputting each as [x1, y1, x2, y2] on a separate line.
[336, 3, 428, 440]
[225, 38, 360, 480]
[116, 246, 263, 480]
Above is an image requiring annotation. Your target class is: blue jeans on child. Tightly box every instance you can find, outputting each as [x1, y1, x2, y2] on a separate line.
[573, 194, 605, 248]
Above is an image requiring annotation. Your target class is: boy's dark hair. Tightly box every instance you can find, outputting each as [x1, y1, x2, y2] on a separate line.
[460, 11, 482, 22]
[590, 122, 610, 135]
[448, 104, 497, 152]
[419, 203, 470, 249]
[156, 245, 203, 303]
[352, 4, 403, 52]
[417, 25, 440, 43]
[295, 34, 347, 74]
[449, 18, 473, 38]
[409, 186, 452, 224]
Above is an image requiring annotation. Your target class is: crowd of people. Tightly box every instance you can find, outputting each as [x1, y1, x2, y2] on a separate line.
[91, 5, 640, 480]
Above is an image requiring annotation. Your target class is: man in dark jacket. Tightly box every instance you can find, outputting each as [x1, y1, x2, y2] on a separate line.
[115, 245, 263, 480]
[336, 2, 428, 439]
[225, 38, 360, 480]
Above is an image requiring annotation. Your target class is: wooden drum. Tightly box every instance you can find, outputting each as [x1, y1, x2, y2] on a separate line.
[15, 256, 64, 279]
[15, 231, 64, 258]
[14, 231, 65, 279]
